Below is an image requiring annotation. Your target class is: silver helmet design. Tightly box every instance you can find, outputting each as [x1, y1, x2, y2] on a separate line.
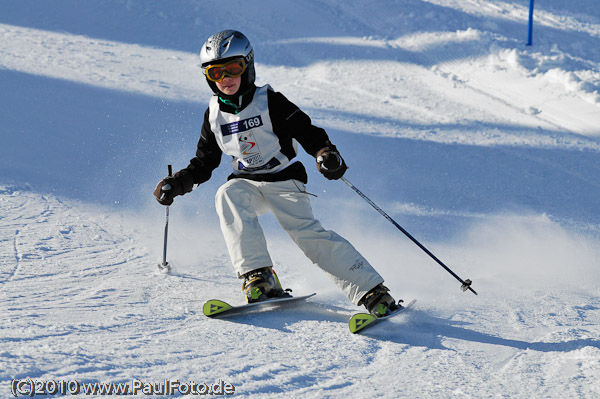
[199, 30, 255, 95]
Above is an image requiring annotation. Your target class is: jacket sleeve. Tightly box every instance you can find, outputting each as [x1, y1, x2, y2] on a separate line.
[174, 108, 222, 193]
[267, 90, 332, 157]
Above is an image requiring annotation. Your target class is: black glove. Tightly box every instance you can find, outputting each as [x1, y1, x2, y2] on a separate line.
[316, 145, 347, 180]
[153, 176, 183, 206]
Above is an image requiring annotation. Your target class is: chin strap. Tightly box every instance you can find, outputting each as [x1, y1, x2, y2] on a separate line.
[218, 86, 255, 114]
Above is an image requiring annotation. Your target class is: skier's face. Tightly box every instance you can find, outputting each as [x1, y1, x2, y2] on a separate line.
[216, 76, 241, 96]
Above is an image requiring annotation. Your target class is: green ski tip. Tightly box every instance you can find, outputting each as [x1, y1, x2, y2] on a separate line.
[349, 313, 377, 333]
[203, 299, 233, 317]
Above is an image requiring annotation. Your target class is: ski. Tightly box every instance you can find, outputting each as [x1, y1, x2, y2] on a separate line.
[349, 299, 417, 334]
[203, 293, 316, 318]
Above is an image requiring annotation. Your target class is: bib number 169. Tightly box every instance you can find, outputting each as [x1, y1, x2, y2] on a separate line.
[242, 117, 262, 130]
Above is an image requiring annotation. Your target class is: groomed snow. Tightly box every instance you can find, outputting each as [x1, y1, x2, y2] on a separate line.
[1, 1, 599, 398]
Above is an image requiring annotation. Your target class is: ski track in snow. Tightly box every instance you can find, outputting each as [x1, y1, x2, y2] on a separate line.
[1, 188, 599, 397]
[1, 1, 600, 398]
[1, 2, 599, 151]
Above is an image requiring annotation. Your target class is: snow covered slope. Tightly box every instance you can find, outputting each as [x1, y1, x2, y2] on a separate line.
[1, 1, 599, 397]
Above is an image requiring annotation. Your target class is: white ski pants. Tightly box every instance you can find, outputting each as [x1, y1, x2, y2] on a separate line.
[215, 178, 384, 305]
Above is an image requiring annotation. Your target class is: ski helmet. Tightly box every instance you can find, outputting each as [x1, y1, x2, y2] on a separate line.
[199, 30, 255, 95]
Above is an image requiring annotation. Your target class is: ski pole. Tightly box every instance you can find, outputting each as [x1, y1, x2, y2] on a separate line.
[158, 164, 173, 273]
[340, 176, 477, 295]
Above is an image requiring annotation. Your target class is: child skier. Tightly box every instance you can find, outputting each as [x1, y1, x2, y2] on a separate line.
[154, 30, 399, 317]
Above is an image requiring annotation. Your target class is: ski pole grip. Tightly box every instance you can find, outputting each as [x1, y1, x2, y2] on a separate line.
[317, 152, 342, 171]
[159, 165, 173, 200]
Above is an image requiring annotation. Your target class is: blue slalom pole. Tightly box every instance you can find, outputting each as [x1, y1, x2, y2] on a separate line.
[527, 0, 535, 45]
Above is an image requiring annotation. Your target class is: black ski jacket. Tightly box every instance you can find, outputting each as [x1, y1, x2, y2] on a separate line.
[173, 85, 333, 194]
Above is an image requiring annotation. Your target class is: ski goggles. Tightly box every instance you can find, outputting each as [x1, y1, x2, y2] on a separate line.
[204, 58, 246, 82]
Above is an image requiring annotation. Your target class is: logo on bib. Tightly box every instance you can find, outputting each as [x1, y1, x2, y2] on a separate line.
[238, 131, 262, 165]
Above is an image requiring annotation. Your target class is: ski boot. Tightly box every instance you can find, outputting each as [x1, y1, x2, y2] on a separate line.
[241, 267, 289, 303]
[359, 283, 401, 317]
